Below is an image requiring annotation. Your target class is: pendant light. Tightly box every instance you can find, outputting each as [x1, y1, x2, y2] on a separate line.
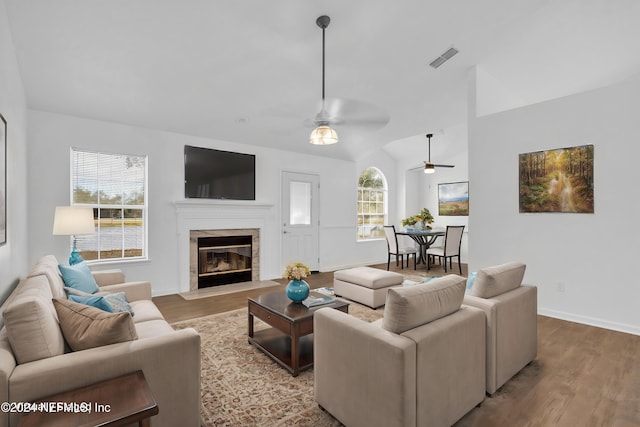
[310, 15, 338, 145]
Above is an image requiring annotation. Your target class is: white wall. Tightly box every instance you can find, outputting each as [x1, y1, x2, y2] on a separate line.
[27, 110, 396, 295]
[469, 73, 640, 335]
[0, 0, 29, 303]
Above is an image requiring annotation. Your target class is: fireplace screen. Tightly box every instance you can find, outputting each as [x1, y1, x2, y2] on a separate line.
[197, 235, 252, 287]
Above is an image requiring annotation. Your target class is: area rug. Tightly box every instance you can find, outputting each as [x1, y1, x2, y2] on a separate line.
[172, 302, 383, 426]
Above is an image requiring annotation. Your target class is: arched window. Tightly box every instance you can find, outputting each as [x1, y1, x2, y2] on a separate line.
[357, 167, 388, 240]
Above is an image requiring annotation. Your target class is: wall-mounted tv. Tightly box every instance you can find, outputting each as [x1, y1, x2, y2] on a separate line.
[184, 145, 255, 200]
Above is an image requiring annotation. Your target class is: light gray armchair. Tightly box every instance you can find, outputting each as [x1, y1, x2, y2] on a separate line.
[463, 261, 537, 395]
[314, 275, 486, 427]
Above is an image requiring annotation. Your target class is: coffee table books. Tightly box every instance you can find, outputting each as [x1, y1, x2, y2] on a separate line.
[313, 287, 334, 296]
[302, 294, 335, 308]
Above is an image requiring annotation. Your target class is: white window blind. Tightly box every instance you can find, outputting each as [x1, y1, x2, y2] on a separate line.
[71, 148, 148, 262]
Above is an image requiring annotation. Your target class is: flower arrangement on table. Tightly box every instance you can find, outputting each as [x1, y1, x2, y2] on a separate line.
[283, 261, 311, 302]
[283, 261, 311, 281]
[401, 208, 434, 229]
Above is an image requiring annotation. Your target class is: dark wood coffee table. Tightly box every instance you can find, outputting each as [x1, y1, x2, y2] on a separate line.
[18, 370, 158, 427]
[248, 291, 349, 376]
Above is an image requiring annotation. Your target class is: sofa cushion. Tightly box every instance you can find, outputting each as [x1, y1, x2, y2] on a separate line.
[382, 274, 466, 334]
[470, 262, 526, 299]
[68, 295, 114, 312]
[28, 257, 66, 299]
[129, 300, 164, 323]
[52, 298, 137, 351]
[134, 319, 176, 339]
[2, 276, 65, 364]
[58, 262, 99, 294]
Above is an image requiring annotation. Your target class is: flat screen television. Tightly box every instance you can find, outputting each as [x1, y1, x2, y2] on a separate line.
[184, 145, 256, 200]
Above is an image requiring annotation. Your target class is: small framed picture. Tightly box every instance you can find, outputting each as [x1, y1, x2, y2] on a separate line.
[438, 181, 469, 216]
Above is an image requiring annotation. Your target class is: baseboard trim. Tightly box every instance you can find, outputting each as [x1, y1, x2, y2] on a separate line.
[538, 307, 640, 336]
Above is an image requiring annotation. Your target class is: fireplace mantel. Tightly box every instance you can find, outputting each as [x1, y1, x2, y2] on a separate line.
[174, 199, 275, 213]
[174, 199, 276, 292]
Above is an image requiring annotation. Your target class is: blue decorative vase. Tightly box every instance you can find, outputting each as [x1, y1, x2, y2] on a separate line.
[286, 279, 310, 303]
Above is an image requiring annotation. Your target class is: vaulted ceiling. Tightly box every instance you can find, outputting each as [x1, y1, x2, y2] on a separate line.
[6, 1, 640, 161]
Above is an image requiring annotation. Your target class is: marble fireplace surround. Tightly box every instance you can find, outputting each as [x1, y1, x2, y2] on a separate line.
[174, 199, 276, 293]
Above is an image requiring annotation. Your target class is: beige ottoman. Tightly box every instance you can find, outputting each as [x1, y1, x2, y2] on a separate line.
[334, 267, 404, 308]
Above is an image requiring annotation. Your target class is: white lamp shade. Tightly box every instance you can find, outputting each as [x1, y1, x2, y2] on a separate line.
[309, 125, 338, 145]
[52, 206, 96, 236]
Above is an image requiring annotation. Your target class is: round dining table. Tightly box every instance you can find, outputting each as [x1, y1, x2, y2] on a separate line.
[395, 228, 445, 270]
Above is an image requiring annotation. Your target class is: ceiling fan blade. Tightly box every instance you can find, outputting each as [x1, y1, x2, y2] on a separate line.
[323, 97, 389, 129]
[408, 161, 455, 172]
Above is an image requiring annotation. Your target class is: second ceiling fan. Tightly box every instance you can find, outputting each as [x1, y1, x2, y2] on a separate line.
[410, 133, 455, 174]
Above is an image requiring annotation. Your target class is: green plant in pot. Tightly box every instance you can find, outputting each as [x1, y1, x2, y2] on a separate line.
[402, 208, 434, 229]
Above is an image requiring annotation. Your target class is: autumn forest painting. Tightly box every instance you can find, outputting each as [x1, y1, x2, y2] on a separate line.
[519, 144, 594, 213]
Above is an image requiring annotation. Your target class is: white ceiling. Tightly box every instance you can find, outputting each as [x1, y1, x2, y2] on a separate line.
[6, 0, 640, 162]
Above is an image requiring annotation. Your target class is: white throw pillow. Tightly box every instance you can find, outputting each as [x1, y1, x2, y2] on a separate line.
[382, 274, 466, 334]
[470, 262, 526, 298]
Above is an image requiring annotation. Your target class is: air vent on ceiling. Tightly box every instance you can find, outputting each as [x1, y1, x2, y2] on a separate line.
[429, 47, 459, 69]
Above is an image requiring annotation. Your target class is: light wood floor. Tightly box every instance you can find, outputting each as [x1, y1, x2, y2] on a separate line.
[153, 261, 640, 426]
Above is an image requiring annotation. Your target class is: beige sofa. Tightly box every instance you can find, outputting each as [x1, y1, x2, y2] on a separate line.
[314, 275, 486, 427]
[0, 255, 201, 427]
[463, 261, 537, 395]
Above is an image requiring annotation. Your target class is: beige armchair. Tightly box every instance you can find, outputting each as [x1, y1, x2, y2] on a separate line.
[463, 262, 537, 395]
[314, 275, 486, 427]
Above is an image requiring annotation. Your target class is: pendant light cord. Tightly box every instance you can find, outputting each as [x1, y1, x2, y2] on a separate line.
[321, 25, 326, 102]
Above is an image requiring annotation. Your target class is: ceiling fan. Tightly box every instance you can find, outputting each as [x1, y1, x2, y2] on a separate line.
[410, 133, 455, 173]
[306, 15, 390, 145]
[263, 15, 390, 142]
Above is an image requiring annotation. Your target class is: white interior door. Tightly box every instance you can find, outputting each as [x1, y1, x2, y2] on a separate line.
[281, 171, 320, 272]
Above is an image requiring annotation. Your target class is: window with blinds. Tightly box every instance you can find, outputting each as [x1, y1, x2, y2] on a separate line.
[357, 167, 387, 240]
[71, 148, 148, 262]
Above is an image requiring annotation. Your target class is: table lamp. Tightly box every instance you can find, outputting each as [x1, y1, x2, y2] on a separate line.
[53, 206, 96, 265]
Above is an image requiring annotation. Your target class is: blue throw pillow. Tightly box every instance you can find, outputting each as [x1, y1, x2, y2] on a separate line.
[68, 295, 113, 313]
[58, 262, 99, 294]
[466, 272, 477, 293]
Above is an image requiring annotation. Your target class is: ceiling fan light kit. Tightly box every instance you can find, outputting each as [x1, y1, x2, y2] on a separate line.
[409, 133, 456, 173]
[310, 15, 339, 145]
[310, 124, 338, 145]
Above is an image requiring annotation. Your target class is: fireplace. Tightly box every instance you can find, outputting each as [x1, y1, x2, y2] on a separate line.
[189, 228, 260, 291]
[197, 235, 252, 288]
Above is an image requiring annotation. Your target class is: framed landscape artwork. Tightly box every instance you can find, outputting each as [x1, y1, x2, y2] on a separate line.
[519, 144, 594, 213]
[1, 113, 6, 245]
[438, 181, 469, 216]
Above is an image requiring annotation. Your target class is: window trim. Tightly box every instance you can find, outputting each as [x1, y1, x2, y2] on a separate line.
[70, 147, 149, 264]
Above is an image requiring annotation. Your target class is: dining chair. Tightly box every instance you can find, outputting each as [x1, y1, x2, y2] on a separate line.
[383, 225, 417, 270]
[426, 225, 464, 274]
